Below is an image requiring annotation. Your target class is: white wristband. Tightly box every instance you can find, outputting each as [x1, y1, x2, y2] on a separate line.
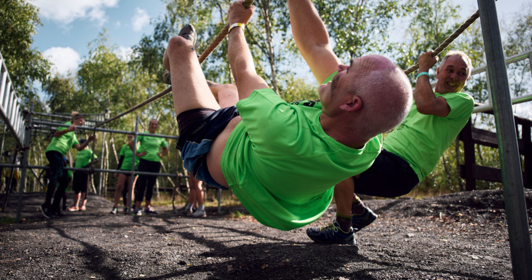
[229, 23, 245, 33]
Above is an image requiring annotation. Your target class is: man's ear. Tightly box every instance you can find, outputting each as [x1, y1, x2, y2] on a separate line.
[339, 96, 362, 112]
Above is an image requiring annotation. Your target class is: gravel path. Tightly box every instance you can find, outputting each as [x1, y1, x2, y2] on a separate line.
[1, 189, 531, 279]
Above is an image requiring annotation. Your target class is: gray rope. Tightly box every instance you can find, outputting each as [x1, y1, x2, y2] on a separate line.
[404, 10, 480, 75]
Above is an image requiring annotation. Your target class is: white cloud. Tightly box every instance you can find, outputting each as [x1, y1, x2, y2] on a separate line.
[31, 0, 119, 25]
[132, 8, 150, 32]
[115, 21, 121, 27]
[116, 46, 133, 60]
[43, 47, 81, 75]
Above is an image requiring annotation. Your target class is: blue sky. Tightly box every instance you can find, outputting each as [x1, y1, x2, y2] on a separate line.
[31, 0, 166, 75]
[30, 0, 529, 77]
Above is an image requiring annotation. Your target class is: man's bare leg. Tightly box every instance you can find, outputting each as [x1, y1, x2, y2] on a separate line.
[333, 178, 355, 232]
[208, 82, 239, 108]
[163, 35, 220, 116]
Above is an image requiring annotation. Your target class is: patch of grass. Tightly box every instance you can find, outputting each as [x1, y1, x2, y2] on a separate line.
[0, 216, 17, 225]
[228, 210, 246, 219]
[103, 186, 245, 208]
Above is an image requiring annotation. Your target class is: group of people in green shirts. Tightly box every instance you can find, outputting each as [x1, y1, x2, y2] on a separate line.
[110, 119, 169, 216]
[40, 116, 169, 219]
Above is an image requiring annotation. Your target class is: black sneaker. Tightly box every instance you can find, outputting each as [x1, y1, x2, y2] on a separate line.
[178, 24, 196, 46]
[352, 208, 378, 232]
[306, 220, 356, 245]
[162, 24, 197, 86]
[51, 209, 64, 217]
[40, 205, 52, 219]
[144, 207, 159, 215]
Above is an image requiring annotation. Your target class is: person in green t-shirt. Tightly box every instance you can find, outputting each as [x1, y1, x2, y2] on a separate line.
[307, 50, 475, 244]
[68, 139, 98, 212]
[110, 133, 139, 214]
[40, 112, 96, 219]
[128, 119, 168, 216]
[163, 1, 412, 232]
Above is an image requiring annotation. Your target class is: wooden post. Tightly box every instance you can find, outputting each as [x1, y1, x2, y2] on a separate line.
[461, 118, 476, 191]
[522, 119, 532, 189]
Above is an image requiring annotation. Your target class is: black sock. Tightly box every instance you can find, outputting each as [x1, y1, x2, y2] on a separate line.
[336, 214, 352, 233]
[351, 197, 366, 215]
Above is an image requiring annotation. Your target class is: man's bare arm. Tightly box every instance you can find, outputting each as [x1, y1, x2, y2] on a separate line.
[415, 51, 451, 117]
[228, 1, 268, 100]
[288, 0, 340, 84]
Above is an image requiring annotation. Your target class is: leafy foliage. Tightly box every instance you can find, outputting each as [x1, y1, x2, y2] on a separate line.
[0, 0, 51, 102]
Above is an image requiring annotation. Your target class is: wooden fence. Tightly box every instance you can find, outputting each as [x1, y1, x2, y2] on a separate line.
[458, 110, 532, 190]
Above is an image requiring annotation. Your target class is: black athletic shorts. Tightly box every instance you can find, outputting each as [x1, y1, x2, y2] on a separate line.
[353, 149, 419, 198]
[176, 106, 240, 189]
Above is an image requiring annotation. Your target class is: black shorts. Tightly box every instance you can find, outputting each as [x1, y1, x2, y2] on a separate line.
[176, 106, 240, 189]
[72, 170, 89, 194]
[354, 149, 419, 198]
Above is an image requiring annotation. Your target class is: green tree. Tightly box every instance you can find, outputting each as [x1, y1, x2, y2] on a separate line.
[0, 0, 50, 102]
[315, 0, 401, 60]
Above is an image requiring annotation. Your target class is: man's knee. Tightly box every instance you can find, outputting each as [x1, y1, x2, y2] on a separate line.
[167, 35, 195, 56]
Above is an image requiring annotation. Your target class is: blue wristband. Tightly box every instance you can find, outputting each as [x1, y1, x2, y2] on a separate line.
[416, 72, 429, 79]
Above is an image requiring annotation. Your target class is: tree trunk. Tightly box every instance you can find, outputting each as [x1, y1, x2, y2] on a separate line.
[104, 138, 109, 197]
[259, 0, 278, 94]
[110, 133, 119, 165]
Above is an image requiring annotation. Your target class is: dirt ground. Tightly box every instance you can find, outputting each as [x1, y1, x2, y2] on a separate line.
[0, 189, 531, 280]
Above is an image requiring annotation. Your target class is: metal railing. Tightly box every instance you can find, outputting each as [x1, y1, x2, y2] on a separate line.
[0, 52, 25, 145]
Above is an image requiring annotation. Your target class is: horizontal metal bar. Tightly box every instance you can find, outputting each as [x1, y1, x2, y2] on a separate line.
[32, 120, 179, 140]
[0, 163, 179, 177]
[473, 93, 532, 113]
[32, 113, 104, 124]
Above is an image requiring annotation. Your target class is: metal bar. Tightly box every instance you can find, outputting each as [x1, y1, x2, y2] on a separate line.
[2, 148, 18, 212]
[32, 121, 179, 140]
[0, 125, 6, 162]
[2, 80, 10, 110]
[217, 188, 222, 213]
[0, 163, 178, 177]
[473, 93, 532, 113]
[477, 1, 532, 279]
[32, 112, 104, 123]
[98, 129, 106, 196]
[127, 116, 139, 214]
[15, 102, 33, 222]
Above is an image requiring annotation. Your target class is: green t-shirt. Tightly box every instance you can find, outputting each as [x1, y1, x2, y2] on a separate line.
[221, 73, 382, 231]
[45, 122, 79, 155]
[137, 133, 168, 162]
[119, 144, 140, 170]
[75, 148, 97, 168]
[383, 92, 474, 181]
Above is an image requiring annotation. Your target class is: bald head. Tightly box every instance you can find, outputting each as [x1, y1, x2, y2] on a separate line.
[347, 55, 412, 139]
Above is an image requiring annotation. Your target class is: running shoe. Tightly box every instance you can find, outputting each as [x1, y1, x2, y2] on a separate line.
[123, 207, 128, 214]
[134, 208, 143, 216]
[306, 220, 356, 245]
[178, 24, 196, 46]
[68, 206, 79, 212]
[110, 206, 118, 215]
[162, 24, 197, 86]
[144, 207, 159, 215]
[40, 204, 52, 219]
[189, 209, 206, 218]
[352, 208, 378, 232]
